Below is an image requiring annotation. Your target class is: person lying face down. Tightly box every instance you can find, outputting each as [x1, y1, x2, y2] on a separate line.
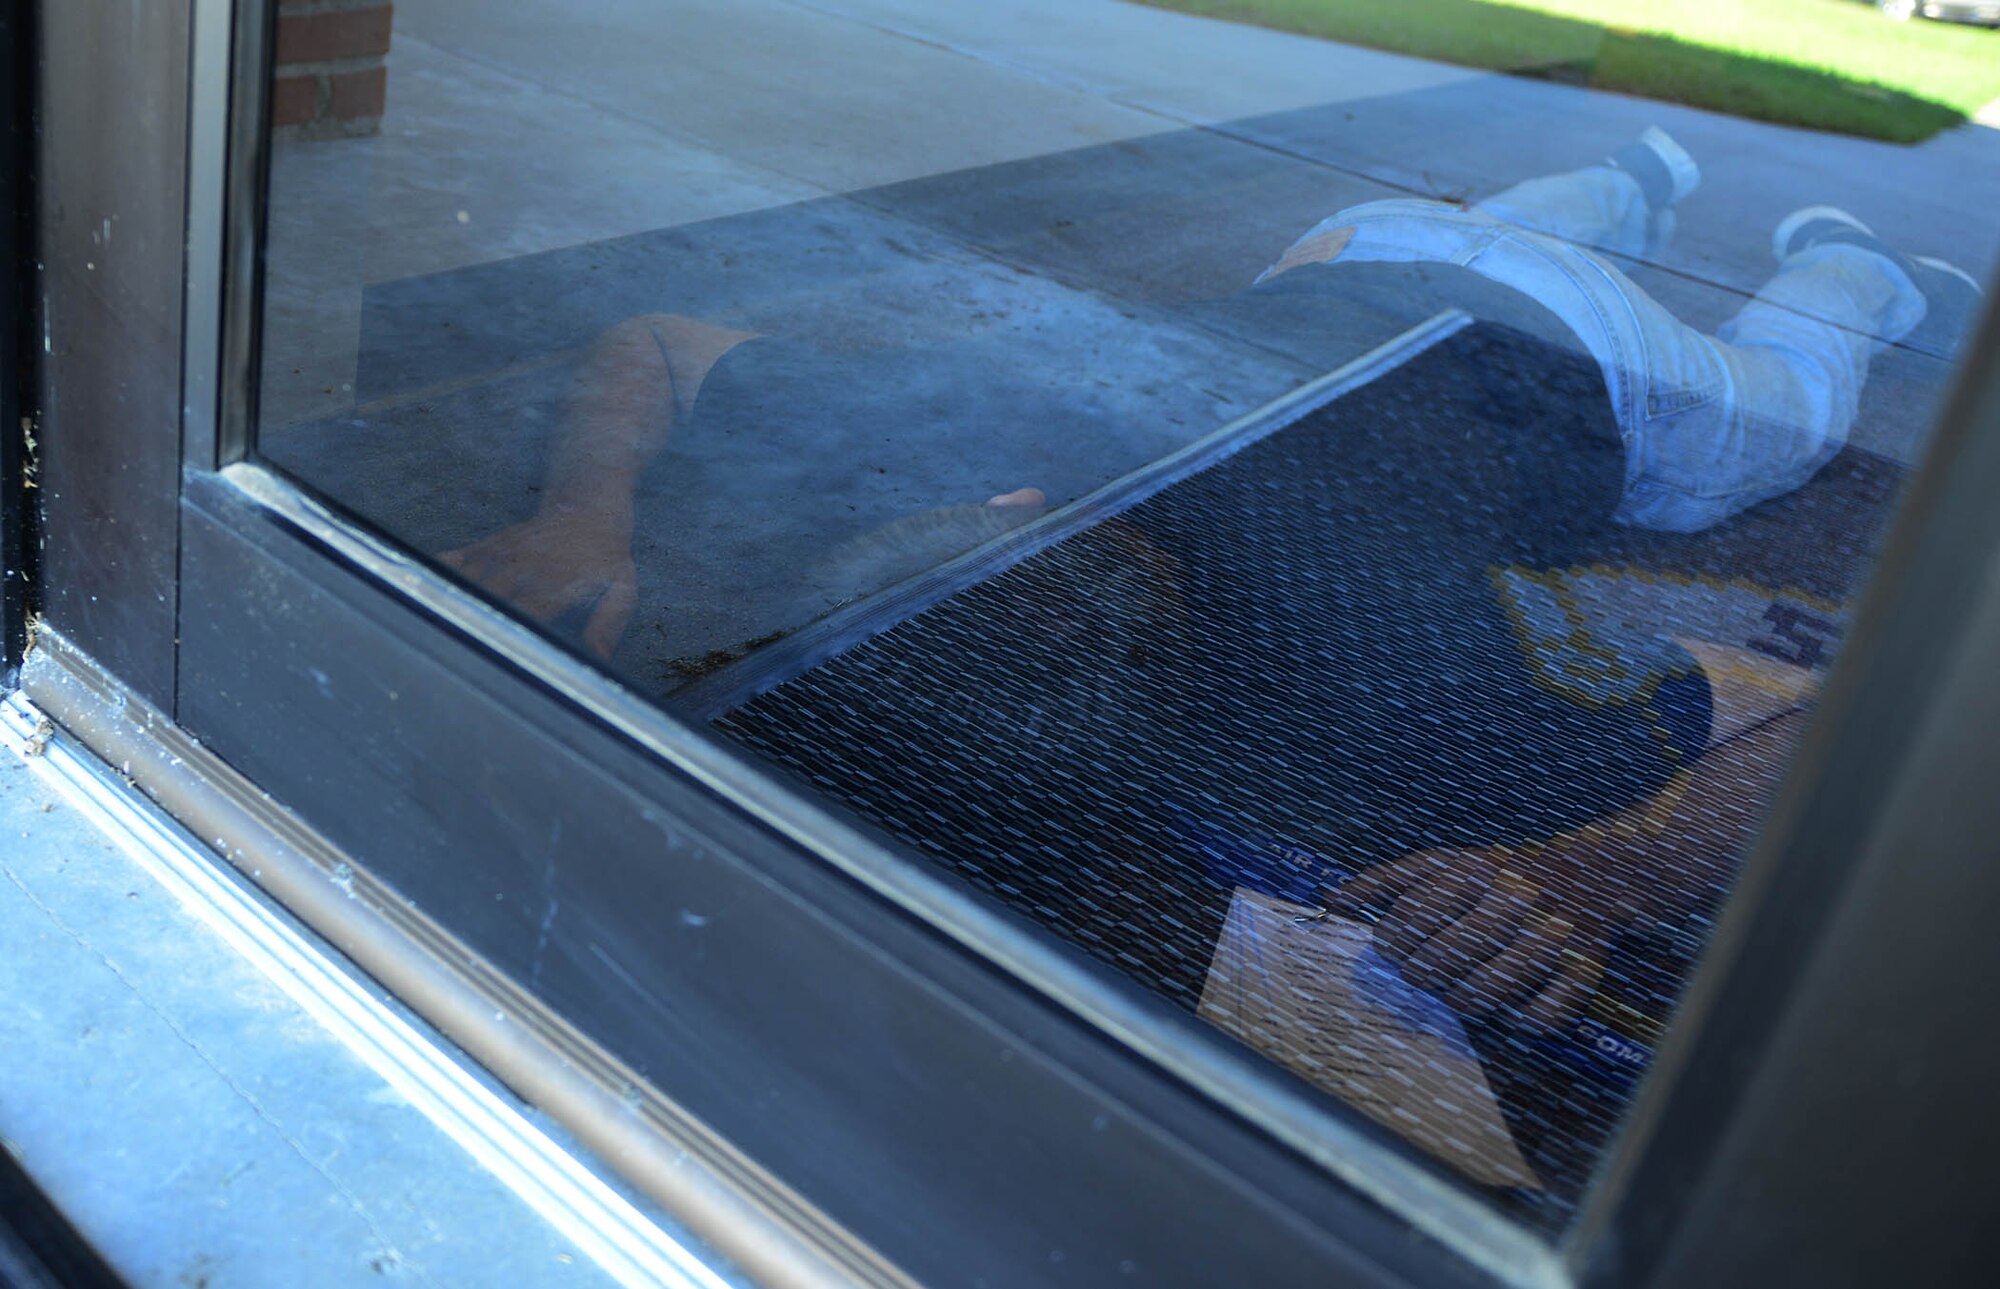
[438, 127, 1976, 1044]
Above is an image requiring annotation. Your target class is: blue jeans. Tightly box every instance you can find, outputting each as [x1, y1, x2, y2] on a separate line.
[1279, 166, 1927, 532]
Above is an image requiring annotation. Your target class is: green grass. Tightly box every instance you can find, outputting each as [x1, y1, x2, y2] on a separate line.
[1133, 0, 2000, 141]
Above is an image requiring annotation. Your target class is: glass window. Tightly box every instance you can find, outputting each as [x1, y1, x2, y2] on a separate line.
[252, 0, 1999, 1231]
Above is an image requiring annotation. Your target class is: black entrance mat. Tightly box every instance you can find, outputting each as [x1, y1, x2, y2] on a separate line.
[712, 320, 1907, 1220]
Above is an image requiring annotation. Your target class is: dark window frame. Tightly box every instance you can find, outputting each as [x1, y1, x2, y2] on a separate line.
[20, 0, 2000, 1283]
[2, 0, 35, 677]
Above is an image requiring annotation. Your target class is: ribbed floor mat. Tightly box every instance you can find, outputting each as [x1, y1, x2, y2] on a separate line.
[714, 321, 1903, 1221]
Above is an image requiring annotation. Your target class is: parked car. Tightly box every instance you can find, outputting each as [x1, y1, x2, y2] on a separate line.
[1878, 0, 2000, 26]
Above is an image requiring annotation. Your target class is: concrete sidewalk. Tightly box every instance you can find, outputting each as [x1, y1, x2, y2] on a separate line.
[381, 0, 2000, 293]
[265, 0, 1998, 426]
[258, 0, 1999, 682]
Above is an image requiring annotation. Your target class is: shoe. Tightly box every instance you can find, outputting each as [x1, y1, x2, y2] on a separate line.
[1772, 204, 1886, 262]
[1607, 126, 1700, 256]
[1608, 126, 1702, 209]
[1774, 205, 1984, 358]
[1903, 254, 1984, 359]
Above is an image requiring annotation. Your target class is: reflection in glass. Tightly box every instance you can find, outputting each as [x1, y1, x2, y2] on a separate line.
[256, 0, 1994, 1228]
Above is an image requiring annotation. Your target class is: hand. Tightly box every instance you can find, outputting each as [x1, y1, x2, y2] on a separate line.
[438, 505, 638, 660]
[1324, 704, 1803, 1034]
[1327, 841, 1646, 1034]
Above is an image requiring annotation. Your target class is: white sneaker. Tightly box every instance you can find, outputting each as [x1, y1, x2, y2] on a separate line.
[1609, 126, 1701, 207]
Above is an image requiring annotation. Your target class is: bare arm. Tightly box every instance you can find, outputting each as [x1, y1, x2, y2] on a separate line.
[439, 314, 754, 658]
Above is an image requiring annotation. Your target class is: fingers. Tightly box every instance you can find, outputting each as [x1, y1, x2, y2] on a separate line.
[584, 569, 638, 660]
[433, 526, 640, 656]
[1331, 845, 1615, 1031]
[1441, 913, 1570, 1019]
[1326, 849, 1451, 919]
[1375, 858, 1485, 961]
[436, 537, 513, 594]
[1398, 869, 1539, 995]
[506, 569, 584, 623]
[445, 551, 585, 627]
[1519, 943, 1606, 1035]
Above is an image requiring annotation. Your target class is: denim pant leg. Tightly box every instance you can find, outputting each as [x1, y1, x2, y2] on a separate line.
[1624, 242, 1925, 530]
[1475, 166, 1655, 261]
[1288, 200, 1729, 528]
[1713, 243, 1926, 453]
[1274, 199, 1922, 531]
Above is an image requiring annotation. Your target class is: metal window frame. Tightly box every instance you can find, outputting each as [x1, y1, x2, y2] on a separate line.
[1568, 279, 2000, 1288]
[2, 0, 35, 678]
[0, 1136, 127, 1289]
[24, 0, 2000, 1283]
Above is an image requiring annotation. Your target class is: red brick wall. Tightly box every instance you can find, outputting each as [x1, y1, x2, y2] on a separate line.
[271, 1, 393, 140]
